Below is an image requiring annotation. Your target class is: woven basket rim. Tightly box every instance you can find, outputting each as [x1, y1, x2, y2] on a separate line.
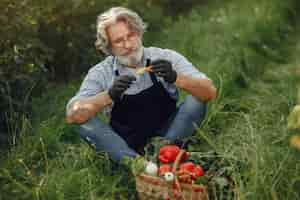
[136, 173, 207, 189]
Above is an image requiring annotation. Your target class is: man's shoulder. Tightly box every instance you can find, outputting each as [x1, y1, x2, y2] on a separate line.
[88, 56, 114, 74]
[145, 46, 184, 59]
[145, 46, 176, 54]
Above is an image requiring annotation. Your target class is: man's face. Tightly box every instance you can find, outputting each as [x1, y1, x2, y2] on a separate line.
[106, 20, 143, 66]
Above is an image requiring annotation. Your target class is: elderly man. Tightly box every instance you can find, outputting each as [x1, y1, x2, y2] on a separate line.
[66, 7, 216, 162]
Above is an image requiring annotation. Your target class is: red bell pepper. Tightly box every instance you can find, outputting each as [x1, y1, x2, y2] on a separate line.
[158, 145, 189, 164]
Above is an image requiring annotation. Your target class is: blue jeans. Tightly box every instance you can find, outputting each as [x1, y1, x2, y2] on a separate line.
[78, 95, 207, 162]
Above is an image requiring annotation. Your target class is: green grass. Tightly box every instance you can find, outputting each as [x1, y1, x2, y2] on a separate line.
[1, 0, 300, 199]
[200, 63, 300, 199]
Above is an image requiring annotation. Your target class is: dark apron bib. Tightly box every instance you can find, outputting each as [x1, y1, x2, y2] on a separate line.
[109, 70, 176, 150]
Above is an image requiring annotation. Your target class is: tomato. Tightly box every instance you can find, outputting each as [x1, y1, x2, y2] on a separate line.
[194, 166, 204, 177]
[179, 162, 195, 172]
[179, 162, 205, 180]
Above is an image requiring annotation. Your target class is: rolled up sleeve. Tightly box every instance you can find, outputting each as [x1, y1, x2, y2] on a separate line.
[66, 68, 105, 111]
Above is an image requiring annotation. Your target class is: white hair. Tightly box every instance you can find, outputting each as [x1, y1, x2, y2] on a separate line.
[95, 7, 147, 55]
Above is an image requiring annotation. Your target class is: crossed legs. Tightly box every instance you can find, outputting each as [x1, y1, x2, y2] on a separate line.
[78, 95, 207, 162]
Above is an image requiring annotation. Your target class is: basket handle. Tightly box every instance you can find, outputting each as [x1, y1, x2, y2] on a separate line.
[172, 149, 186, 173]
[171, 149, 186, 200]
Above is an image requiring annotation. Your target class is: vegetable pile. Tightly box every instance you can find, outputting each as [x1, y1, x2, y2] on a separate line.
[145, 145, 205, 185]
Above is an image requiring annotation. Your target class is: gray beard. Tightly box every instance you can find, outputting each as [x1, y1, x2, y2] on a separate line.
[116, 46, 143, 67]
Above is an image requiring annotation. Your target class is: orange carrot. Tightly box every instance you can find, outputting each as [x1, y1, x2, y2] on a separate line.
[136, 66, 153, 75]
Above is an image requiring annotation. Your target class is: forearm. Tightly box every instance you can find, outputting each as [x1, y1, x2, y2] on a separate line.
[66, 91, 113, 124]
[175, 73, 217, 102]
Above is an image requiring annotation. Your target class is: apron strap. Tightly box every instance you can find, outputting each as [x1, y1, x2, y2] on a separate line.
[149, 72, 158, 84]
[146, 57, 160, 84]
[113, 57, 119, 76]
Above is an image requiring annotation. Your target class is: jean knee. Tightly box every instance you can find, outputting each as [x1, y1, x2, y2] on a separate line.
[78, 117, 107, 146]
[79, 117, 107, 132]
[183, 95, 207, 120]
[77, 117, 139, 162]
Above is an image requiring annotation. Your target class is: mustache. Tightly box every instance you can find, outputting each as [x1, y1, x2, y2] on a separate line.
[123, 48, 138, 55]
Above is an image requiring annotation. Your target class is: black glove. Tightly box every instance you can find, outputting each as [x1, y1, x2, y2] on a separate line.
[108, 75, 136, 102]
[151, 59, 177, 83]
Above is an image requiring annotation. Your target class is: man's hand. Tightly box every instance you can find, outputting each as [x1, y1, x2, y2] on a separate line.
[151, 59, 177, 83]
[66, 91, 113, 124]
[66, 101, 96, 124]
[108, 75, 136, 102]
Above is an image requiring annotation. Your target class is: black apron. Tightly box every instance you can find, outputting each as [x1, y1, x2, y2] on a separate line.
[109, 66, 177, 150]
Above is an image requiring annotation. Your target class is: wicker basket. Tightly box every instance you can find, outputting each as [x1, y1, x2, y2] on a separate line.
[135, 150, 209, 200]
